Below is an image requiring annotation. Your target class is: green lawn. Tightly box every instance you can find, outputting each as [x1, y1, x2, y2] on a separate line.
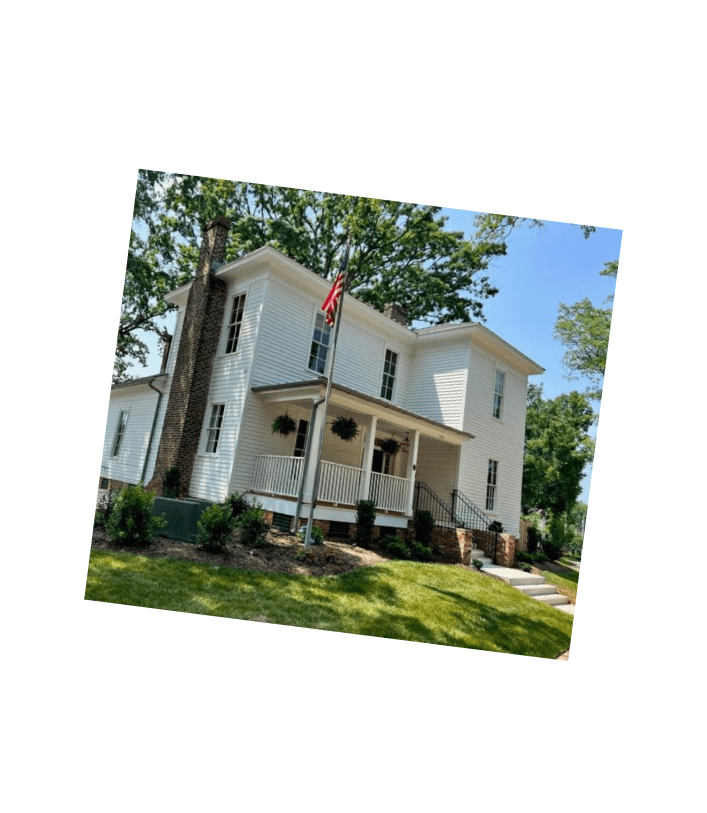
[85, 550, 573, 658]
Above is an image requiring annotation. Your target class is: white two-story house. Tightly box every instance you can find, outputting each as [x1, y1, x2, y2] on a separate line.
[100, 217, 543, 540]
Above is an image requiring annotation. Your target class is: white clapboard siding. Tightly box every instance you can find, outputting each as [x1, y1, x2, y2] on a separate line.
[188, 279, 267, 502]
[415, 436, 461, 505]
[101, 387, 162, 485]
[406, 340, 469, 428]
[456, 344, 529, 536]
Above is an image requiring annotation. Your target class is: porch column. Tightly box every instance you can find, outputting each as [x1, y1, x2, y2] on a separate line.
[405, 429, 420, 516]
[359, 415, 377, 501]
[301, 399, 328, 504]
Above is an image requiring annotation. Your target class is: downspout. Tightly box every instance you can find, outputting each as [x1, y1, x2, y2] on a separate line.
[141, 378, 164, 485]
[291, 395, 326, 533]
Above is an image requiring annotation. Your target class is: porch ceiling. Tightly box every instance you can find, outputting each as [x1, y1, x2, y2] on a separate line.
[251, 378, 474, 445]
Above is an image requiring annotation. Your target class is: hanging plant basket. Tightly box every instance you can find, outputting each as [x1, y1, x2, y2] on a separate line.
[271, 413, 297, 437]
[331, 415, 359, 442]
[380, 437, 401, 456]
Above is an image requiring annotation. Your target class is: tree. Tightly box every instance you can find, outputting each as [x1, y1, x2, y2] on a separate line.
[553, 260, 617, 399]
[116, 173, 512, 381]
[522, 384, 595, 515]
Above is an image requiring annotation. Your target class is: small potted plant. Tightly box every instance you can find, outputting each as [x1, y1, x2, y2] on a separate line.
[271, 413, 297, 437]
[380, 437, 400, 456]
[331, 415, 359, 442]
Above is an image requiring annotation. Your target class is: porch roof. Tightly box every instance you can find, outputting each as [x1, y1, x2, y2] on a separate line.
[251, 378, 474, 445]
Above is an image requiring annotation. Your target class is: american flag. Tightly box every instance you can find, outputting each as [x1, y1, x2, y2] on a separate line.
[321, 272, 345, 327]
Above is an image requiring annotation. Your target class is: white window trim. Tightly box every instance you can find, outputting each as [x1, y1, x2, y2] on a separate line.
[202, 403, 227, 456]
[380, 346, 399, 402]
[486, 458, 499, 513]
[111, 408, 130, 457]
[492, 366, 506, 421]
[305, 307, 332, 376]
[221, 291, 248, 356]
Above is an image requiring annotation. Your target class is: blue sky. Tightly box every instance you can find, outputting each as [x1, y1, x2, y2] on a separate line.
[129, 206, 622, 505]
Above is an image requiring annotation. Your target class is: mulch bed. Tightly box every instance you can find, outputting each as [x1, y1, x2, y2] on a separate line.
[91, 525, 389, 577]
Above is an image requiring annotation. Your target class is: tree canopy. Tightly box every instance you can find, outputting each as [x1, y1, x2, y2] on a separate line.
[521, 384, 595, 515]
[553, 260, 617, 400]
[116, 171, 513, 381]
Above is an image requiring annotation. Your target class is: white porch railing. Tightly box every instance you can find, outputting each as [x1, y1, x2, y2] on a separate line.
[253, 455, 304, 498]
[370, 471, 411, 513]
[317, 460, 363, 506]
[252, 455, 411, 513]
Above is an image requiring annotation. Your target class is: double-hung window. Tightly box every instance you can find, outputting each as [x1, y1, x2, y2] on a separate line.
[493, 370, 505, 419]
[111, 410, 129, 457]
[486, 459, 498, 512]
[205, 404, 225, 454]
[225, 294, 246, 354]
[308, 313, 331, 374]
[381, 349, 398, 401]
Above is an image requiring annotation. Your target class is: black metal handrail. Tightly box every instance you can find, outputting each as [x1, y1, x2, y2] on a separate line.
[451, 488, 494, 532]
[413, 481, 457, 526]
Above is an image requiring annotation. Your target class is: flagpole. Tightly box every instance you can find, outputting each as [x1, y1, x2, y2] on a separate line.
[303, 235, 351, 547]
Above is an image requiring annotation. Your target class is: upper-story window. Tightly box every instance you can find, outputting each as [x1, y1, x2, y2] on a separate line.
[308, 312, 331, 374]
[225, 294, 246, 354]
[111, 410, 129, 457]
[381, 349, 398, 401]
[204, 404, 225, 454]
[493, 369, 505, 419]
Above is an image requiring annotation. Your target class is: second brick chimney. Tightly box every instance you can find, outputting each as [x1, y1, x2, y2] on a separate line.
[383, 302, 408, 326]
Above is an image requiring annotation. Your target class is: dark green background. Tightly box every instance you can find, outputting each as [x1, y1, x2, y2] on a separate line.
[3, 3, 704, 810]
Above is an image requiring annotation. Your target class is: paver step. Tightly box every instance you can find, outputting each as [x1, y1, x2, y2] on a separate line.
[531, 592, 570, 606]
[515, 583, 558, 596]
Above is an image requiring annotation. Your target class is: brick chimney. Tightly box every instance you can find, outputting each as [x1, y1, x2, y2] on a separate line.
[148, 217, 230, 497]
[383, 302, 408, 326]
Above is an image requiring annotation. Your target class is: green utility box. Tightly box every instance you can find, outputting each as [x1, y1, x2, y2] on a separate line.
[152, 497, 213, 543]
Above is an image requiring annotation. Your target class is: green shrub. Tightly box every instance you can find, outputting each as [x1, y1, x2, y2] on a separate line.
[413, 510, 435, 548]
[196, 503, 234, 552]
[518, 562, 532, 573]
[409, 540, 433, 562]
[225, 492, 250, 521]
[515, 550, 531, 564]
[354, 500, 376, 548]
[526, 525, 541, 554]
[471, 558, 484, 570]
[94, 492, 115, 527]
[566, 538, 583, 560]
[237, 506, 269, 548]
[543, 513, 580, 561]
[488, 520, 504, 533]
[298, 525, 325, 545]
[381, 536, 411, 559]
[163, 466, 180, 499]
[530, 551, 548, 563]
[105, 484, 166, 548]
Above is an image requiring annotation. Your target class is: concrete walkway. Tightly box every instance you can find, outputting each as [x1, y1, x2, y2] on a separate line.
[474, 553, 575, 614]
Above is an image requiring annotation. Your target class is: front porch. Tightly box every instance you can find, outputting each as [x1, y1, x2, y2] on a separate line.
[245, 378, 474, 524]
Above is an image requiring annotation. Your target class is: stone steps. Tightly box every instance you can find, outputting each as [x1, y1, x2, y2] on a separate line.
[480, 564, 571, 608]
